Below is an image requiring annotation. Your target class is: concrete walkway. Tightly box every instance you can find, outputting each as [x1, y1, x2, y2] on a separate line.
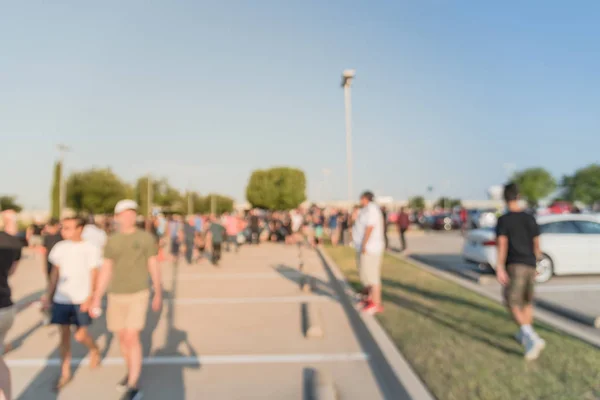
[5, 244, 399, 399]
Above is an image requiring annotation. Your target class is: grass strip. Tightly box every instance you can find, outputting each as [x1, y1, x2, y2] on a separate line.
[325, 246, 600, 400]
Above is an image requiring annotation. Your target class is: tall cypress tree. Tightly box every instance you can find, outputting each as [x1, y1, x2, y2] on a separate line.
[51, 161, 62, 219]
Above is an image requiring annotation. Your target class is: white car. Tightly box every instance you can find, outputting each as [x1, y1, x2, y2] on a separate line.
[462, 214, 600, 283]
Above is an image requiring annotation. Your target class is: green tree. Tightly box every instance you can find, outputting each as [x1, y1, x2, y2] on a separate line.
[0, 196, 22, 212]
[66, 168, 131, 214]
[50, 161, 62, 219]
[512, 168, 557, 207]
[246, 167, 306, 210]
[435, 197, 460, 209]
[562, 164, 600, 205]
[408, 196, 426, 211]
[152, 178, 184, 212]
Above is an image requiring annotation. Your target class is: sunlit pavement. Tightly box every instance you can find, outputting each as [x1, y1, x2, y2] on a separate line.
[6, 245, 384, 399]
[389, 231, 600, 334]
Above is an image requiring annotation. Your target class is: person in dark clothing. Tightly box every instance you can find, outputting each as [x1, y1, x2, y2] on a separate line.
[397, 207, 410, 252]
[381, 207, 389, 250]
[496, 182, 545, 360]
[249, 210, 260, 245]
[207, 216, 226, 266]
[1, 211, 24, 399]
[183, 217, 196, 265]
[43, 219, 63, 281]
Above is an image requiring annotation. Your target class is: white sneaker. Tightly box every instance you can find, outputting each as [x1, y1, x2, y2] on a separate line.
[524, 336, 546, 361]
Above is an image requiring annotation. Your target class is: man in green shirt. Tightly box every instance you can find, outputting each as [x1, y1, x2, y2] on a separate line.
[90, 200, 162, 400]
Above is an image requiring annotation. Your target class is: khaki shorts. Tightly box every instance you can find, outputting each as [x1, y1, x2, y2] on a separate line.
[107, 290, 150, 332]
[357, 252, 383, 287]
[503, 264, 536, 308]
[0, 306, 15, 355]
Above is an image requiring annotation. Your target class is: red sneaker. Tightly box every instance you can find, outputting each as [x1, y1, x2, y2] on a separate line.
[356, 299, 370, 310]
[362, 303, 384, 315]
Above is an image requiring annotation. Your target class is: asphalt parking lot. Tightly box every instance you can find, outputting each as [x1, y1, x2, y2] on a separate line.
[389, 230, 600, 331]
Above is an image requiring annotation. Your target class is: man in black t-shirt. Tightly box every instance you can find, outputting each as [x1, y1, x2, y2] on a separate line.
[43, 219, 62, 281]
[1, 211, 24, 399]
[495, 183, 545, 361]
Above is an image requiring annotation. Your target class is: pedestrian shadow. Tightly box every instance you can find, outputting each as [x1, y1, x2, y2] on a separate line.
[381, 290, 522, 356]
[380, 278, 507, 320]
[273, 264, 337, 300]
[140, 261, 200, 400]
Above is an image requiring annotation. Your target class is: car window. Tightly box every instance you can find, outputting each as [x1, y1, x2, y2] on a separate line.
[539, 221, 580, 234]
[573, 220, 600, 234]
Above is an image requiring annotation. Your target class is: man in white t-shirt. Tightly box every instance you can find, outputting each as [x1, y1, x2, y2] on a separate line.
[42, 217, 102, 391]
[352, 191, 385, 314]
[82, 215, 107, 256]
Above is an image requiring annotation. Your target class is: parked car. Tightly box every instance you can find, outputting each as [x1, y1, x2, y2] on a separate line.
[431, 213, 461, 231]
[467, 208, 498, 229]
[462, 214, 600, 283]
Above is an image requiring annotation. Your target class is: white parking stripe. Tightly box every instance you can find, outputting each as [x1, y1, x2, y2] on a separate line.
[536, 284, 600, 293]
[168, 272, 303, 280]
[6, 353, 369, 368]
[169, 295, 335, 305]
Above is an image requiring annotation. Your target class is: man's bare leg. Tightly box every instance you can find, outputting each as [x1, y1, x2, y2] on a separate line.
[118, 330, 131, 377]
[74, 327, 100, 368]
[0, 357, 11, 400]
[124, 330, 142, 389]
[57, 326, 72, 389]
[371, 284, 382, 306]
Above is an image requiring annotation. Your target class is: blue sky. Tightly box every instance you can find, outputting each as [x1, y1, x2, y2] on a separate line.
[2, 1, 599, 209]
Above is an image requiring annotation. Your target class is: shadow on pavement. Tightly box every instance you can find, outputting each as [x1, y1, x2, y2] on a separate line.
[315, 250, 413, 400]
[273, 264, 337, 300]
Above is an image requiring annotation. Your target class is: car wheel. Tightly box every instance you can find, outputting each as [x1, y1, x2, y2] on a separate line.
[536, 255, 553, 283]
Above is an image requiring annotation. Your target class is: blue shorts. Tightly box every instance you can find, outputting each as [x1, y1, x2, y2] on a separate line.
[51, 303, 92, 327]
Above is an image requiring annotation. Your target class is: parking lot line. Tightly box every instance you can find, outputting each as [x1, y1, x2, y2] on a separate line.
[536, 284, 600, 293]
[7, 352, 369, 368]
[170, 295, 336, 305]
[168, 272, 303, 280]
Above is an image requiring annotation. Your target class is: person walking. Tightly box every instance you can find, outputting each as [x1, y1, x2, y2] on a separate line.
[42, 217, 102, 390]
[91, 200, 162, 400]
[82, 215, 107, 255]
[249, 210, 260, 245]
[182, 216, 196, 265]
[352, 191, 385, 315]
[328, 210, 339, 246]
[397, 207, 410, 253]
[206, 215, 226, 266]
[495, 183, 546, 360]
[168, 215, 182, 264]
[224, 212, 240, 253]
[0, 210, 24, 400]
[381, 206, 389, 250]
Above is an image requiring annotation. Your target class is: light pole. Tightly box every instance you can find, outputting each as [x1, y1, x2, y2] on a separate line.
[341, 69, 355, 203]
[57, 144, 71, 218]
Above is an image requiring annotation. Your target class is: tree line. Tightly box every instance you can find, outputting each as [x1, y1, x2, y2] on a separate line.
[406, 164, 600, 211]
[49, 164, 234, 218]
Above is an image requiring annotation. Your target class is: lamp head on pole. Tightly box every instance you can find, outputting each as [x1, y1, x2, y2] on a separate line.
[341, 69, 356, 87]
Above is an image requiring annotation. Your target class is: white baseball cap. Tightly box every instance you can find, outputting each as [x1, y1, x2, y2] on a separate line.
[114, 199, 138, 215]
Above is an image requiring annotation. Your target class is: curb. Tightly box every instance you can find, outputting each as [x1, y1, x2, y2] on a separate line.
[407, 253, 600, 330]
[388, 252, 600, 349]
[317, 247, 436, 400]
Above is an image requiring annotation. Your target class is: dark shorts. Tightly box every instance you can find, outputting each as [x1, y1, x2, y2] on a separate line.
[51, 303, 92, 327]
[171, 238, 180, 255]
[503, 264, 536, 307]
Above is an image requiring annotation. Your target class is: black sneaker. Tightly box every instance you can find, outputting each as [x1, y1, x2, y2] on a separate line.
[116, 375, 128, 392]
[120, 387, 143, 400]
